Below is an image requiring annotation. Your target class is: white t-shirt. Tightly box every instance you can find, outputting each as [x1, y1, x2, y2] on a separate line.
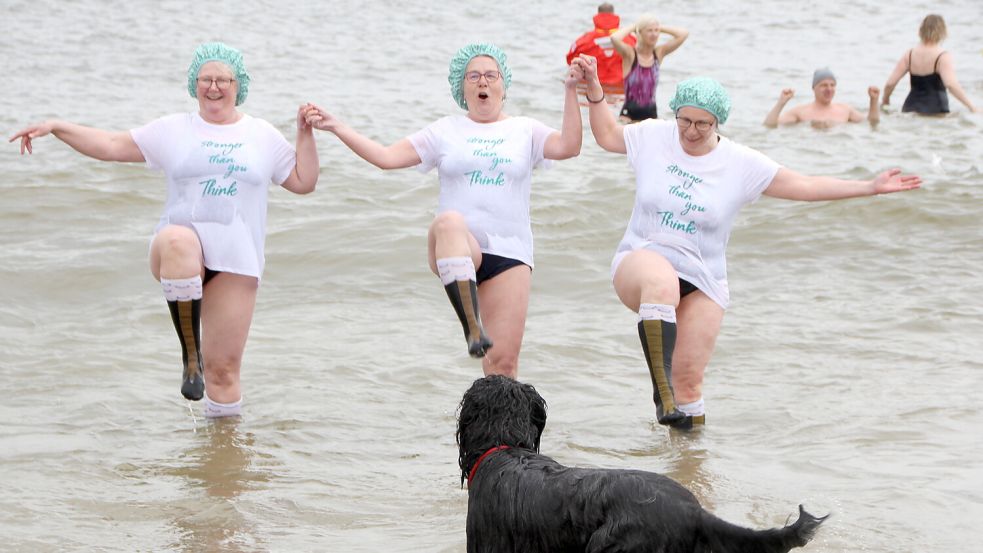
[618, 119, 780, 309]
[131, 112, 296, 279]
[409, 115, 555, 267]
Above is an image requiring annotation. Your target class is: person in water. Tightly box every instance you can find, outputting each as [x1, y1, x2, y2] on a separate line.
[9, 43, 321, 418]
[573, 54, 921, 429]
[763, 68, 880, 128]
[882, 14, 978, 114]
[610, 14, 689, 122]
[566, 3, 636, 94]
[303, 44, 583, 378]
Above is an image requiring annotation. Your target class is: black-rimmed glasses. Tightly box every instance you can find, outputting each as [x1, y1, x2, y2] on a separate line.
[197, 77, 236, 90]
[675, 116, 715, 132]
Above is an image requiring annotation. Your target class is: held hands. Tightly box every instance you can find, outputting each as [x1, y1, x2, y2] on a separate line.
[571, 54, 600, 85]
[8, 121, 55, 155]
[871, 168, 921, 195]
[296, 103, 315, 132]
[302, 103, 342, 133]
[565, 59, 587, 88]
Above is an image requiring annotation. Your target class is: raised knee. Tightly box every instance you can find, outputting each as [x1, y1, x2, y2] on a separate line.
[157, 226, 200, 258]
[431, 211, 468, 235]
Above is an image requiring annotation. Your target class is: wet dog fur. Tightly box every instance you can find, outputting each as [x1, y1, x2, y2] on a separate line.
[456, 375, 827, 553]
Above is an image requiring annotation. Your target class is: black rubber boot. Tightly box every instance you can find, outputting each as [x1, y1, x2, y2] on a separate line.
[668, 414, 706, 430]
[444, 280, 493, 358]
[167, 299, 205, 401]
[637, 319, 686, 425]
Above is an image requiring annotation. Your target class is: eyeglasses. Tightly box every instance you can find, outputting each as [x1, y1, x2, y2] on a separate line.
[675, 116, 715, 132]
[465, 71, 501, 83]
[197, 77, 236, 90]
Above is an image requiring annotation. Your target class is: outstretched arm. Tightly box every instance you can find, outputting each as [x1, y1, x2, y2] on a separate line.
[281, 104, 320, 194]
[305, 105, 421, 170]
[937, 53, 979, 112]
[543, 62, 583, 160]
[881, 52, 909, 107]
[654, 25, 689, 60]
[573, 55, 626, 154]
[763, 89, 796, 127]
[9, 120, 143, 162]
[764, 167, 921, 201]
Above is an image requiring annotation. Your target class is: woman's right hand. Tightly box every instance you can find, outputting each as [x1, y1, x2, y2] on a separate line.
[8, 120, 56, 155]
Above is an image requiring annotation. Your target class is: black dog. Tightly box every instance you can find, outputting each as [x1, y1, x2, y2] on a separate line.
[456, 375, 827, 553]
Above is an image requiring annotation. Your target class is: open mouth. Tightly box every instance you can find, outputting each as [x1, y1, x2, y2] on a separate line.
[478, 91, 489, 100]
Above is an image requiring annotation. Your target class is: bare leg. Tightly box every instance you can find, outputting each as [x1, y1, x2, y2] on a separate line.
[673, 291, 724, 404]
[476, 265, 531, 378]
[200, 272, 257, 404]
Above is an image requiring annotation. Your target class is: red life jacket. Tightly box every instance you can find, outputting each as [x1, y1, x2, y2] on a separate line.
[566, 12, 637, 86]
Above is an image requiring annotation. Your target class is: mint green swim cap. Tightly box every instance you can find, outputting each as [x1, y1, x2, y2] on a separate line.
[669, 77, 731, 125]
[448, 43, 512, 110]
[187, 42, 251, 106]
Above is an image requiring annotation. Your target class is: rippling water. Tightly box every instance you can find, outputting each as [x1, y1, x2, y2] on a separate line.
[2, 1, 982, 551]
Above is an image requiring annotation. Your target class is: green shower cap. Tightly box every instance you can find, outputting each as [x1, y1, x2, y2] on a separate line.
[668, 77, 731, 125]
[187, 42, 251, 106]
[447, 43, 512, 110]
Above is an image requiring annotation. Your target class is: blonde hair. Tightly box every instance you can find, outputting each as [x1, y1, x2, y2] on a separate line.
[918, 14, 947, 44]
[635, 14, 660, 35]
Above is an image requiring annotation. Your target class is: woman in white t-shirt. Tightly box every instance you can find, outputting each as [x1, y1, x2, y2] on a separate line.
[304, 43, 583, 378]
[573, 55, 921, 429]
[10, 43, 321, 417]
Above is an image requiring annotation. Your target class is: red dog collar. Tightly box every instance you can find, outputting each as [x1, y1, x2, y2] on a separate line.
[467, 445, 511, 486]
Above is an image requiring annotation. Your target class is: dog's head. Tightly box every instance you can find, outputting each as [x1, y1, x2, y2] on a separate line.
[456, 375, 547, 485]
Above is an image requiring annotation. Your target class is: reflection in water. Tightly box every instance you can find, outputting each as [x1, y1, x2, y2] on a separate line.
[170, 418, 269, 552]
[663, 427, 716, 511]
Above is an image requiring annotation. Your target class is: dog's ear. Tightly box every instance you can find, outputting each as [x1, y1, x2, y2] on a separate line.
[521, 382, 548, 452]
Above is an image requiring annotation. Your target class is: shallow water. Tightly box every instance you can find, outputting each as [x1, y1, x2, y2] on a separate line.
[2, 1, 982, 551]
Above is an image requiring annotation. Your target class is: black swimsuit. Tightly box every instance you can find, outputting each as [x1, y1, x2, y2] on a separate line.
[902, 51, 949, 114]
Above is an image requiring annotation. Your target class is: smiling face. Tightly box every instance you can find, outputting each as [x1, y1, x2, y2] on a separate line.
[812, 78, 836, 105]
[675, 106, 718, 156]
[463, 56, 506, 123]
[195, 61, 239, 123]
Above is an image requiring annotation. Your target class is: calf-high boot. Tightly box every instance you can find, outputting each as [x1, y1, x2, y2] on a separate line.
[638, 316, 686, 426]
[445, 279, 493, 358]
[162, 276, 205, 400]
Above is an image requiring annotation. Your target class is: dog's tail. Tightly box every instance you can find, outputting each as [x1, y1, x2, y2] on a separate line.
[697, 504, 828, 553]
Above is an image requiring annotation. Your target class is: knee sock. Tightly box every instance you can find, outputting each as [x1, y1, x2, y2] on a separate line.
[637, 303, 685, 425]
[677, 397, 704, 417]
[436, 257, 492, 358]
[203, 393, 242, 418]
[163, 276, 205, 401]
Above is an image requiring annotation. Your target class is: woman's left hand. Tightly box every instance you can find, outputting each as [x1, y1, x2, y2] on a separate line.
[297, 103, 316, 132]
[565, 60, 586, 88]
[872, 168, 922, 194]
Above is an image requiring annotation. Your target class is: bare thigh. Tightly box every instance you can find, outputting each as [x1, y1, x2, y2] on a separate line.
[149, 225, 205, 281]
[200, 272, 258, 399]
[427, 211, 483, 273]
[672, 291, 725, 402]
[612, 249, 680, 311]
[477, 265, 532, 378]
